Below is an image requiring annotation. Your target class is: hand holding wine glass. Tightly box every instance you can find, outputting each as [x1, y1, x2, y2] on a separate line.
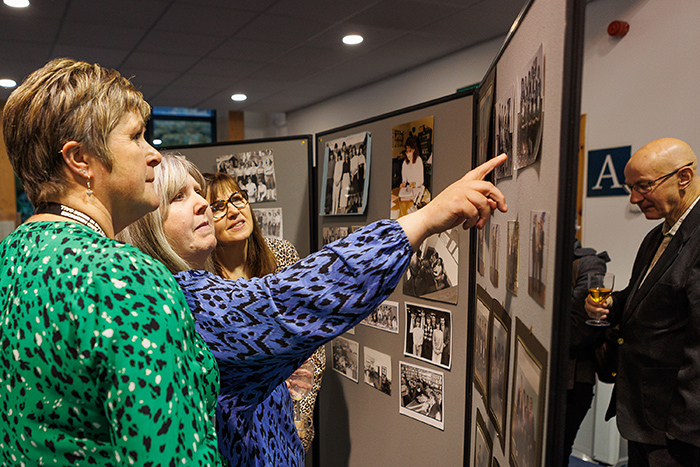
[586, 272, 614, 327]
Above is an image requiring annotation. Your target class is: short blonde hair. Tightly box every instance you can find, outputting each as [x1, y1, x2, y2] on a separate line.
[119, 153, 213, 274]
[2, 58, 151, 204]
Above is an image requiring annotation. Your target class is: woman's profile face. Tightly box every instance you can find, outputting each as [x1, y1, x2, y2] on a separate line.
[162, 174, 216, 268]
[211, 187, 255, 247]
[96, 111, 162, 230]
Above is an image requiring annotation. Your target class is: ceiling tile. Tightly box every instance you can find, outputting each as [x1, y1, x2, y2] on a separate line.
[120, 52, 201, 72]
[64, 0, 169, 28]
[235, 13, 331, 44]
[136, 30, 224, 57]
[187, 58, 266, 78]
[209, 37, 292, 62]
[267, 0, 377, 22]
[154, 3, 258, 36]
[56, 23, 143, 50]
[50, 45, 130, 68]
[349, 0, 461, 30]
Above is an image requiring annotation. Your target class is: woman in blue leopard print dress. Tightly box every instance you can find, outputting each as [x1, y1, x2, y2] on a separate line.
[120, 153, 508, 466]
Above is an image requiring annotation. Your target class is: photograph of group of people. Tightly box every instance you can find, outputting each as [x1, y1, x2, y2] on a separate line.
[474, 411, 493, 467]
[403, 228, 459, 304]
[360, 300, 399, 334]
[404, 303, 451, 370]
[494, 86, 514, 181]
[390, 117, 433, 219]
[490, 223, 500, 287]
[474, 288, 490, 396]
[255, 207, 283, 240]
[322, 226, 349, 246]
[216, 149, 278, 203]
[320, 132, 370, 216]
[332, 336, 359, 383]
[363, 347, 392, 396]
[516, 44, 544, 170]
[528, 210, 548, 306]
[399, 361, 444, 430]
[506, 220, 519, 295]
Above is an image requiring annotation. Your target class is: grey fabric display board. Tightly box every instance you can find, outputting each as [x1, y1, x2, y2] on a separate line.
[162, 136, 315, 258]
[315, 92, 475, 466]
[469, 0, 585, 466]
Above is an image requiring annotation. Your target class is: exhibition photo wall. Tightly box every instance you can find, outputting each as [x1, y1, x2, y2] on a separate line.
[164, 136, 315, 258]
[470, 0, 584, 466]
[315, 92, 476, 467]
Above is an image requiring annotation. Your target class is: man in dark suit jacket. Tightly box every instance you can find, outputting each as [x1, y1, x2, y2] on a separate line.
[586, 137, 700, 466]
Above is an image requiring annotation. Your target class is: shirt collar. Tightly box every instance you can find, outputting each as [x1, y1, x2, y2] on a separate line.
[664, 194, 700, 236]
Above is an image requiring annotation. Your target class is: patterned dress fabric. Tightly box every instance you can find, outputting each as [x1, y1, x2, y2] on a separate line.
[0, 222, 222, 467]
[177, 220, 411, 466]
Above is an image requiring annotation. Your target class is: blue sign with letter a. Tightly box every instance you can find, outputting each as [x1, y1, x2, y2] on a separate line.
[587, 145, 631, 197]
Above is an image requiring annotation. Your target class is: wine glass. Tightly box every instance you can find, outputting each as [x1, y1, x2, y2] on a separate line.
[586, 272, 614, 327]
[286, 359, 315, 438]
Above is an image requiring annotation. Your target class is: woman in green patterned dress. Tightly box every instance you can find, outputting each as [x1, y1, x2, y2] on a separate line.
[0, 58, 223, 466]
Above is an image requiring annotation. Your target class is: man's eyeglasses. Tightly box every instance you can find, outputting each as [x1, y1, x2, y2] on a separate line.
[623, 162, 694, 194]
[210, 190, 249, 220]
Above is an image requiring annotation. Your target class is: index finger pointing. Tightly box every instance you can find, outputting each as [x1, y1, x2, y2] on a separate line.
[465, 153, 507, 181]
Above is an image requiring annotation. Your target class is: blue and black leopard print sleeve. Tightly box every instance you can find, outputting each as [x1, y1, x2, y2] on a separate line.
[175, 219, 411, 407]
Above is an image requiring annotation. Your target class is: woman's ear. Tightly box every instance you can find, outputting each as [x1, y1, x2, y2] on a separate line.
[60, 141, 91, 178]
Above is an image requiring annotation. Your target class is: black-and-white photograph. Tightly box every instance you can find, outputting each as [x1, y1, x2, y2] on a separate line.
[506, 220, 519, 296]
[516, 44, 544, 170]
[216, 149, 277, 203]
[490, 223, 500, 288]
[477, 68, 495, 169]
[494, 85, 514, 181]
[320, 132, 371, 216]
[364, 346, 392, 396]
[399, 361, 444, 430]
[322, 226, 349, 246]
[403, 228, 459, 304]
[332, 336, 359, 383]
[391, 116, 433, 219]
[254, 207, 282, 240]
[488, 300, 511, 447]
[510, 318, 547, 467]
[360, 300, 399, 334]
[474, 285, 490, 397]
[404, 303, 451, 370]
[475, 410, 492, 467]
[528, 210, 548, 307]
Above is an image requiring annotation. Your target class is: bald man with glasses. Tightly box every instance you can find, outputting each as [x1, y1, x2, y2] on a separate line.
[586, 138, 700, 466]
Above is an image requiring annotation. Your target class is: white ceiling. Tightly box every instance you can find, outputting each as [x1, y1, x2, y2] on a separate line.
[0, 0, 527, 113]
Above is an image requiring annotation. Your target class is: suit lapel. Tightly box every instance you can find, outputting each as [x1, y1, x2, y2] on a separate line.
[622, 202, 700, 326]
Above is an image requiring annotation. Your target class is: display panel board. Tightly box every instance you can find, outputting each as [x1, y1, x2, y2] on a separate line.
[315, 92, 474, 466]
[469, 0, 585, 465]
[163, 136, 315, 257]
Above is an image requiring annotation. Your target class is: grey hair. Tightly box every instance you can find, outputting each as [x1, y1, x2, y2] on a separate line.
[118, 152, 214, 274]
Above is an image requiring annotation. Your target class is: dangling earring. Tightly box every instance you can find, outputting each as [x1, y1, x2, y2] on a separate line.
[82, 170, 93, 197]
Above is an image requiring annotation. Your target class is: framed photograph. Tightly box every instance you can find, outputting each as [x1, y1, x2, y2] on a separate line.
[477, 67, 496, 172]
[320, 131, 371, 216]
[360, 300, 399, 334]
[528, 211, 549, 307]
[490, 223, 500, 288]
[399, 361, 444, 430]
[509, 318, 548, 467]
[390, 116, 433, 219]
[488, 299, 511, 450]
[364, 346, 392, 396]
[475, 410, 493, 467]
[404, 302, 452, 370]
[322, 226, 349, 246]
[474, 285, 490, 398]
[331, 336, 359, 383]
[494, 84, 514, 181]
[254, 207, 282, 240]
[515, 44, 544, 171]
[403, 228, 459, 304]
[506, 220, 519, 295]
[216, 149, 277, 203]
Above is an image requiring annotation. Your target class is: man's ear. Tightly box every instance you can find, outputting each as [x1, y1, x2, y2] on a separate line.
[678, 166, 693, 189]
[60, 141, 91, 178]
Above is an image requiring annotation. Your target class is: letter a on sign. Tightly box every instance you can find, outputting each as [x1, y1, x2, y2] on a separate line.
[587, 146, 631, 197]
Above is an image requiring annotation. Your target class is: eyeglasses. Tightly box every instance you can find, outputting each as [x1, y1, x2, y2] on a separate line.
[210, 190, 248, 220]
[624, 162, 694, 194]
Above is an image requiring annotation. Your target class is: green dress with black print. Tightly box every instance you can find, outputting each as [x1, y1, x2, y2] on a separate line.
[0, 221, 222, 466]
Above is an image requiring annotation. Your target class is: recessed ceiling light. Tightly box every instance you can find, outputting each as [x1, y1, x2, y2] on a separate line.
[231, 93, 247, 102]
[4, 0, 30, 8]
[152, 138, 163, 146]
[342, 34, 363, 45]
[0, 79, 17, 88]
